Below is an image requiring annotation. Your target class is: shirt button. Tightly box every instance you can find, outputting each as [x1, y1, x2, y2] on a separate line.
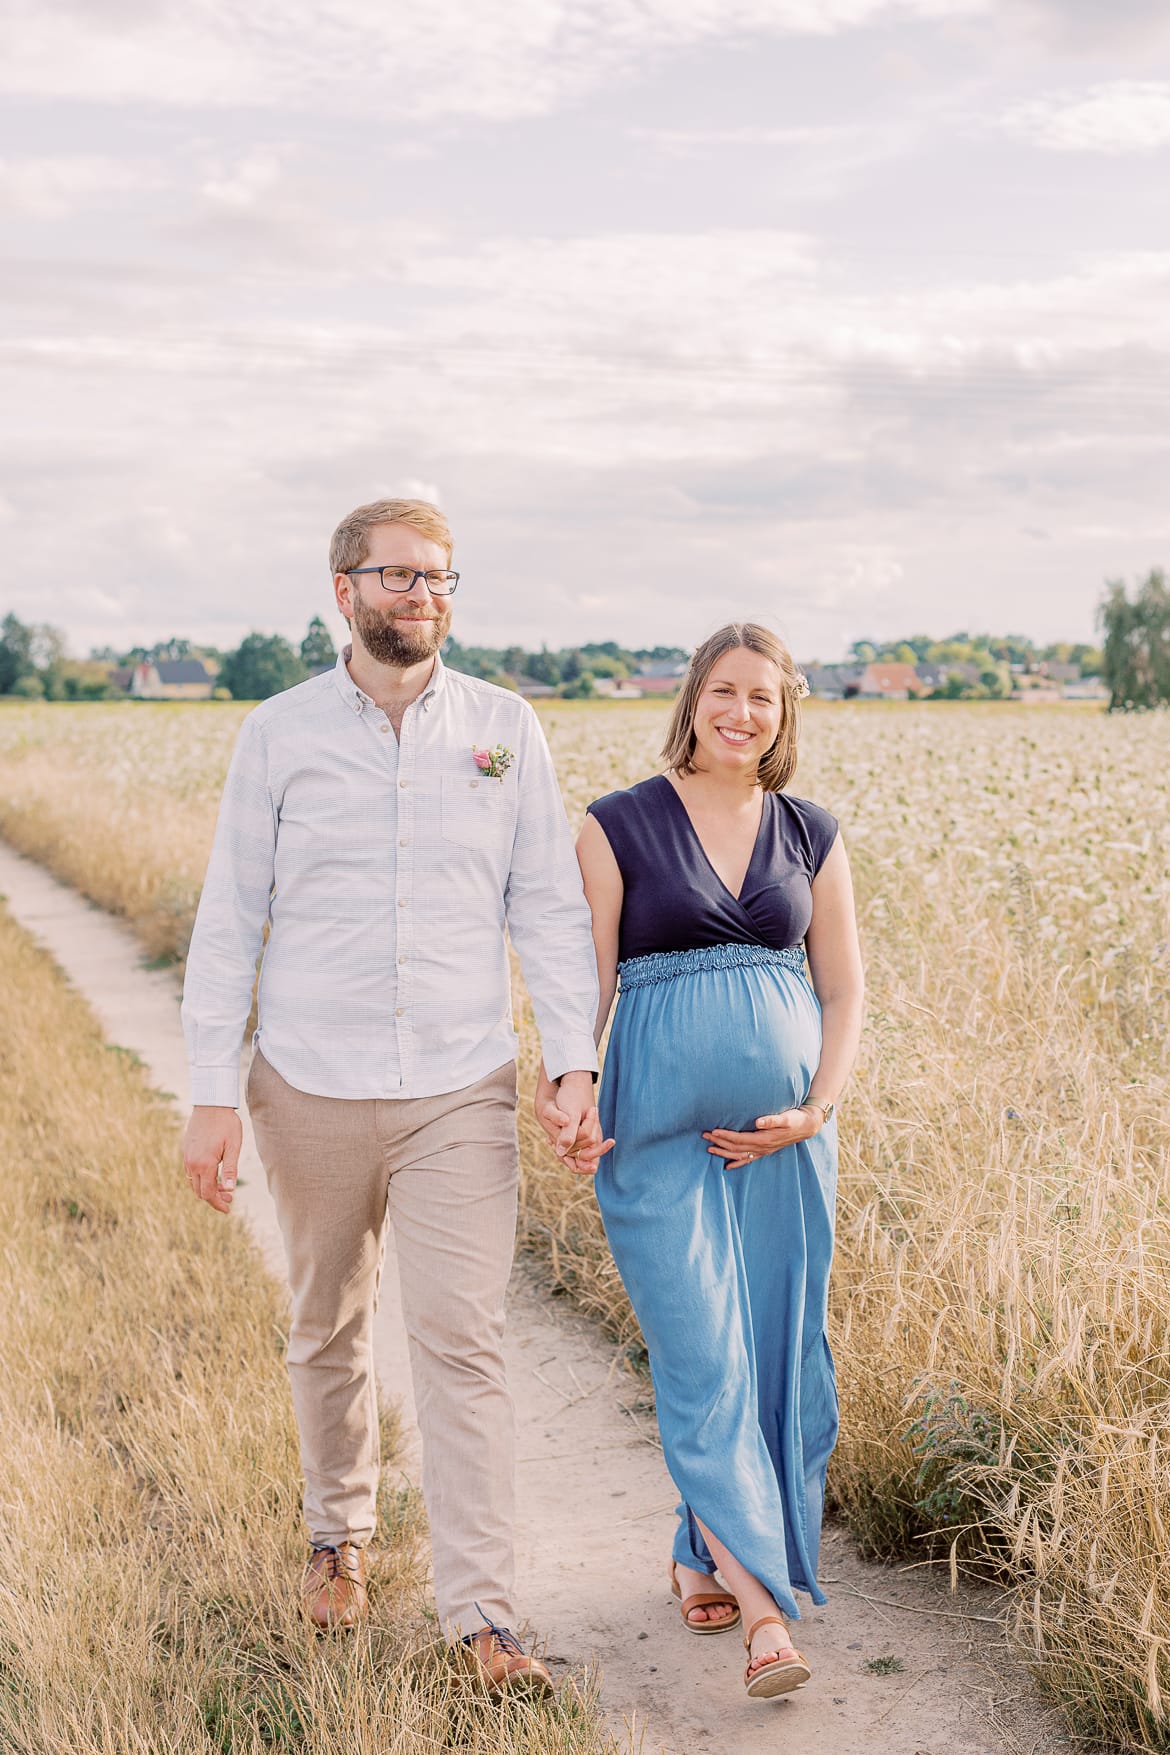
[379, 723, 390, 734]
[398, 898, 407, 908]
[399, 837, 408, 847]
[470, 779, 479, 789]
[399, 779, 408, 789]
[395, 1007, 404, 1017]
[398, 954, 407, 964]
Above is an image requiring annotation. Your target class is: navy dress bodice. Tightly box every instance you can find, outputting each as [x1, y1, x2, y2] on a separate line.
[587, 774, 838, 963]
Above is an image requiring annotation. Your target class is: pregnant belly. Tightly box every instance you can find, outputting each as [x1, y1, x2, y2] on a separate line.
[602, 963, 822, 1138]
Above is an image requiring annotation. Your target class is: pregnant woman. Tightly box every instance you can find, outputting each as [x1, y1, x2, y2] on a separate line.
[541, 622, 863, 1699]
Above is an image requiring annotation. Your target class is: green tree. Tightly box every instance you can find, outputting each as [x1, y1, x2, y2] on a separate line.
[58, 661, 114, 701]
[559, 672, 595, 699]
[300, 615, 337, 671]
[0, 613, 34, 694]
[577, 652, 629, 679]
[1099, 569, 1170, 710]
[34, 625, 69, 700]
[978, 664, 1011, 700]
[527, 646, 562, 686]
[218, 632, 308, 701]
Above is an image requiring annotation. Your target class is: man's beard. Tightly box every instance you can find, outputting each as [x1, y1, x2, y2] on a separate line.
[351, 591, 452, 666]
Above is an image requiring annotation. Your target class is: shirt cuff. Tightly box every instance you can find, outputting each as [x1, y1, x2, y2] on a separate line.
[189, 1065, 241, 1108]
[542, 1035, 600, 1084]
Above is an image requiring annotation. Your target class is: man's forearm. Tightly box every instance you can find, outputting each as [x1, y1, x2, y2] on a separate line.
[181, 713, 276, 1107]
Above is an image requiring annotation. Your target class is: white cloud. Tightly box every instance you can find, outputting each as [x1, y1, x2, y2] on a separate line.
[0, 155, 162, 218]
[0, 0, 988, 116]
[632, 125, 860, 153]
[199, 149, 284, 211]
[1004, 80, 1170, 153]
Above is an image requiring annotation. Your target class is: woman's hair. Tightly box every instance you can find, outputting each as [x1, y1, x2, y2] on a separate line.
[661, 622, 807, 792]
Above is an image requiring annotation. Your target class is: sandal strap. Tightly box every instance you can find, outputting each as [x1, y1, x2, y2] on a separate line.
[743, 1613, 789, 1650]
[680, 1591, 737, 1616]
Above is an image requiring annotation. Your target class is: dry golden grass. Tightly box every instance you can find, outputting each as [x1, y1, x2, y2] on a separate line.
[0, 904, 624, 1754]
[3, 695, 1170, 1748]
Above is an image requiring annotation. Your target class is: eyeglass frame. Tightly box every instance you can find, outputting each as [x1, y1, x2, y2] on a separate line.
[345, 566, 460, 596]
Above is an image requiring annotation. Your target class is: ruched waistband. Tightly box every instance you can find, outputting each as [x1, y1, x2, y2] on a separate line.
[618, 942, 806, 990]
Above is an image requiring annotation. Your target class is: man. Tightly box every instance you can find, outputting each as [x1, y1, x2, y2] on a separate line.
[181, 497, 605, 1695]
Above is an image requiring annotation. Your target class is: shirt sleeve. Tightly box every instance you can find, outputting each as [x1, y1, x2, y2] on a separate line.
[584, 790, 633, 879]
[799, 797, 840, 877]
[504, 709, 600, 1082]
[180, 712, 278, 1106]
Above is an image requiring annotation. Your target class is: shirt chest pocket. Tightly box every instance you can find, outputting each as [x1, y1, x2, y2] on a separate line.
[441, 772, 515, 852]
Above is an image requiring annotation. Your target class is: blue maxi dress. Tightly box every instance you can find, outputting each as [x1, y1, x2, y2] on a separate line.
[588, 776, 839, 1620]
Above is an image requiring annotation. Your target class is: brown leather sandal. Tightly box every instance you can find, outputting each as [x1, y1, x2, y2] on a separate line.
[743, 1614, 811, 1698]
[669, 1559, 741, 1635]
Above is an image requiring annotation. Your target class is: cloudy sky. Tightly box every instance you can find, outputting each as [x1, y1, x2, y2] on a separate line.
[2, 0, 1169, 662]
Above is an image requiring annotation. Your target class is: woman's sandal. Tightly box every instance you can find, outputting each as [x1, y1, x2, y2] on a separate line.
[669, 1559, 741, 1635]
[742, 1615, 812, 1698]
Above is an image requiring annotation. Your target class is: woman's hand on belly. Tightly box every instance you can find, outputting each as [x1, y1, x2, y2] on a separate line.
[703, 1106, 824, 1170]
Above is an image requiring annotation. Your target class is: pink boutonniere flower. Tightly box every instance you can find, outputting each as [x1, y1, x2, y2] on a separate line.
[472, 743, 514, 781]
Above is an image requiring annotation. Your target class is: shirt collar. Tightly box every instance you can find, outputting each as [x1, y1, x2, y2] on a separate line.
[332, 644, 448, 714]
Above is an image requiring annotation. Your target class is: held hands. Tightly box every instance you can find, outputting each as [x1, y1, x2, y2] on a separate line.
[704, 1105, 824, 1172]
[182, 1106, 242, 1214]
[534, 1067, 614, 1178]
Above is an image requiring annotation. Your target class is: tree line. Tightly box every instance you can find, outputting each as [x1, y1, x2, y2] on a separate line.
[1, 571, 1167, 707]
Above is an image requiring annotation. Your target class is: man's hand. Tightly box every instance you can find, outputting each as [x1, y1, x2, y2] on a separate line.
[534, 1068, 614, 1178]
[182, 1105, 242, 1214]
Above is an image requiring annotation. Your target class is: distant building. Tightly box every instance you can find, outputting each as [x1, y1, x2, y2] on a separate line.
[803, 665, 862, 700]
[628, 673, 683, 696]
[125, 659, 214, 700]
[512, 675, 557, 699]
[855, 661, 927, 700]
[1061, 677, 1108, 701]
[913, 662, 946, 692]
[921, 660, 986, 692]
[592, 677, 644, 699]
[633, 659, 687, 679]
[1042, 661, 1081, 684]
[1013, 674, 1062, 702]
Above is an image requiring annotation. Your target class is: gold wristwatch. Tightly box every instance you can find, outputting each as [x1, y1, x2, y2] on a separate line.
[801, 1098, 835, 1125]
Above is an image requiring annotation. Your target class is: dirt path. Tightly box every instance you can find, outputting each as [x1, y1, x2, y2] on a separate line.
[0, 840, 1080, 1755]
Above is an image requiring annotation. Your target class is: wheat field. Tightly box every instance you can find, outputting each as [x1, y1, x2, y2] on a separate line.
[0, 902, 624, 1754]
[2, 695, 1169, 1750]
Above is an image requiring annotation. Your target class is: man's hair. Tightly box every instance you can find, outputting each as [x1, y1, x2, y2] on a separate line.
[661, 622, 804, 791]
[328, 498, 453, 576]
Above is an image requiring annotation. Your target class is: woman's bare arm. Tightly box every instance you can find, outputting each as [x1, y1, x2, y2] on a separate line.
[802, 833, 865, 1110]
[533, 812, 624, 1173]
[576, 812, 623, 1045]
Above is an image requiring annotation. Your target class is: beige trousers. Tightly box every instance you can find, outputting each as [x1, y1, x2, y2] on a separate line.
[246, 1049, 520, 1635]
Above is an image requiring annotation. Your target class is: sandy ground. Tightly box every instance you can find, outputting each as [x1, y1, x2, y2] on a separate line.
[0, 839, 1091, 1755]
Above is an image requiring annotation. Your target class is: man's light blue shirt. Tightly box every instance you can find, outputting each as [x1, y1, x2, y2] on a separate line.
[182, 648, 599, 1106]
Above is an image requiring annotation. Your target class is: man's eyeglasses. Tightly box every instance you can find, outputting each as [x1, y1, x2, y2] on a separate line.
[347, 566, 460, 596]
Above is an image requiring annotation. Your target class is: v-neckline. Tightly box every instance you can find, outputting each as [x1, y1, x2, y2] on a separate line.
[656, 774, 768, 906]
